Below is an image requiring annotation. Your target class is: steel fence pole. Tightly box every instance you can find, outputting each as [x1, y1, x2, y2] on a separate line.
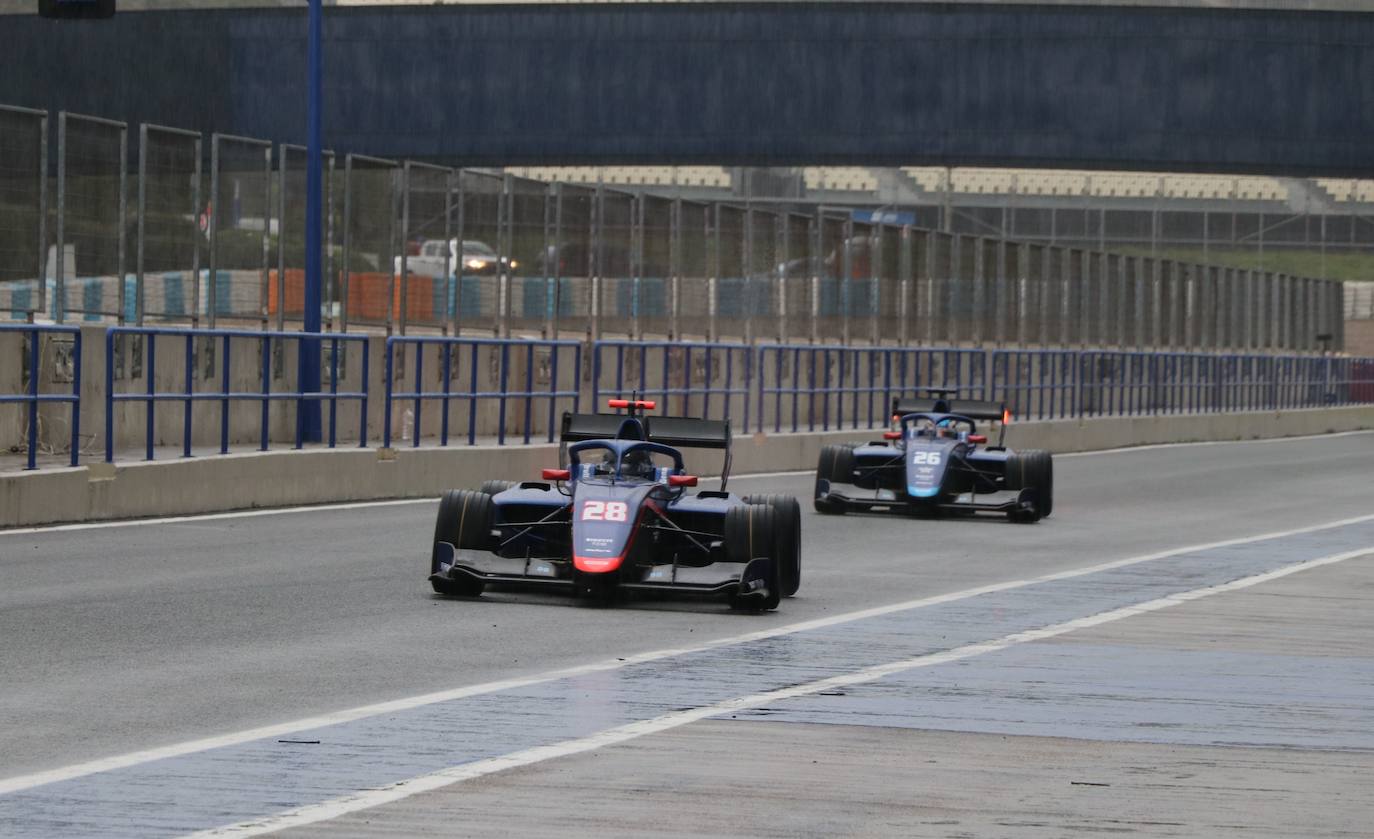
[971, 236, 985, 347]
[399, 161, 412, 337]
[55, 112, 66, 323]
[35, 110, 49, 322]
[259, 143, 271, 331]
[340, 155, 352, 333]
[669, 196, 680, 342]
[118, 123, 128, 325]
[899, 225, 912, 346]
[137, 124, 148, 327]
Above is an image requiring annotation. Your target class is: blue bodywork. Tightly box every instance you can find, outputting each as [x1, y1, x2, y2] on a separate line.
[816, 409, 1035, 518]
[431, 410, 775, 604]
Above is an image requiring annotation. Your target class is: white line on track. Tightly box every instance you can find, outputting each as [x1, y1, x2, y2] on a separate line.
[3, 429, 1369, 537]
[4, 509, 1374, 799]
[188, 543, 1374, 837]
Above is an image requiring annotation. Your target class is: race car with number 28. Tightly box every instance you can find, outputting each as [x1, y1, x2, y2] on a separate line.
[813, 391, 1054, 523]
[428, 399, 801, 610]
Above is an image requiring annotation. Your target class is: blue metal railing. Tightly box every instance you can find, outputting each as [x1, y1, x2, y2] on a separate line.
[8, 327, 1374, 472]
[105, 327, 369, 462]
[756, 345, 986, 433]
[384, 336, 581, 447]
[591, 340, 753, 430]
[0, 324, 82, 469]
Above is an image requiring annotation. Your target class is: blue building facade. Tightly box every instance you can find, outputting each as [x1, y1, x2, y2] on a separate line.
[3, 3, 1371, 174]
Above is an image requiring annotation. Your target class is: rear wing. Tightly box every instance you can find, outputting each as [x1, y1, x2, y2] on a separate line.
[560, 412, 646, 443]
[646, 416, 731, 451]
[892, 395, 1006, 423]
[946, 400, 1006, 422]
[892, 397, 943, 418]
[560, 412, 734, 487]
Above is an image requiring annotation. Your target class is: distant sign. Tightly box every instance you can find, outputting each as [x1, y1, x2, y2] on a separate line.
[851, 209, 916, 226]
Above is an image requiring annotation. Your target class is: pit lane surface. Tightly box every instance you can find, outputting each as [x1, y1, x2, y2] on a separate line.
[2, 433, 1373, 835]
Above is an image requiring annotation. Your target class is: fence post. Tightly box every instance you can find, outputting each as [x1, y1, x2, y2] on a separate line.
[55, 113, 67, 323]
[669, 196, 681, 342]
[399, 161, 412, 337]
[899, 225, 912, 346]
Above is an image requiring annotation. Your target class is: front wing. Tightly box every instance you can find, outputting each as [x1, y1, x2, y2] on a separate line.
[818, 480, 1036, 516]
[430, 542, 772, 600]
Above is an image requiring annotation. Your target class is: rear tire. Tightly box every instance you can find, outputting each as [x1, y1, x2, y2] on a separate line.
[1006, 449, 1053, 524]
[478, 479, 516, 496]
[743, 494, 802, 597]
[430, 489, 492, 596]
[813, 444, 854, 515]
[725, 503, 781, 611]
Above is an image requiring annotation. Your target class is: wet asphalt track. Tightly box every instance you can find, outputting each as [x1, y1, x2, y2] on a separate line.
[2, 433, 1374, 835]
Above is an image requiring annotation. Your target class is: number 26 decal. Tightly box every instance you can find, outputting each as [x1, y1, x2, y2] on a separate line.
[912, 451, 942, 465]
[582, 500, 629, 522]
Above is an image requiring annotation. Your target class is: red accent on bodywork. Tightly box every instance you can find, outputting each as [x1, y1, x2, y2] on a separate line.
[882, 431, 902, 440]
[668, 474, 698, 487]
[573, 494, 664, 574]
[968, 434, 987, 444]
[607, 399, 656, 410]
[542, 468, 571, 481]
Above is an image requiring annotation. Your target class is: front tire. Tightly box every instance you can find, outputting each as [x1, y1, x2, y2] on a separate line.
[431, 489, 492, 596]
[725, 503, 781, 611]
[1006, 449, 1054, 523]
[743, 494, 802, 597]
[478, 479, 516, 496]
[814, 444, 854, 515]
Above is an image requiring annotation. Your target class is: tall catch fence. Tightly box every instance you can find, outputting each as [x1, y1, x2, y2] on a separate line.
[0, 101, 1362, 356]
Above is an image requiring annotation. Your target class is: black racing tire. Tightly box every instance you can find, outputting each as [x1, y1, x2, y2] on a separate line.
[478, 479, 516, 497]
[813, 444, 855, 515]
[1006, 449, 1054, 523]
[430, 489, 492, 596]
[724, 503, 781, 611]
[743, 494, 802, 597]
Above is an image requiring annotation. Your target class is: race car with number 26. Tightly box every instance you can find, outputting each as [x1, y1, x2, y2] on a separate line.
[428, 399, 801, 610]
[813, 391, 1054, 523]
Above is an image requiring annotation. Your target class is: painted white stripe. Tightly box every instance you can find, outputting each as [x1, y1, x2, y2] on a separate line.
[4, 509, 1374, 798]
[5, 428, 1368, 536]
[188, 544, 1374, 838]
[0, 499, 438, 536]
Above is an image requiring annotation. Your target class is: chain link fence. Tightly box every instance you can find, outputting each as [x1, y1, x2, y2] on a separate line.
[1, 101, 1366, 353]
[276, 144, 337, 330]
[207, 133, 271, 327]
[0, 106, 46, 321]
[137, 124, 201, 325]
[56, 112, 126, 323]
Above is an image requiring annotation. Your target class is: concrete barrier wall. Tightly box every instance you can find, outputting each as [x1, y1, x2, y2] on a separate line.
[4, 404, 1372, 528]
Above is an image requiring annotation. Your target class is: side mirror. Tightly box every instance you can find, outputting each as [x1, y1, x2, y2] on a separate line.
[968, 434, 987, 444]
[882, 431, 902, 441]
[668, 474, 698, 488]
[542, 468, 571, 481]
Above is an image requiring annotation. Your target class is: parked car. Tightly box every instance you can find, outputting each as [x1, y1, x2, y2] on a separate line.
[394, 239, 515, 277]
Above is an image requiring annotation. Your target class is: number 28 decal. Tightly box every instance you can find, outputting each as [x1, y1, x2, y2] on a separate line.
[582, 500, 629, 522]
[912, 451, 942, 465]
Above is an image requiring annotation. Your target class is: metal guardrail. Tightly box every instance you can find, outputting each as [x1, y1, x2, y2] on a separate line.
[7, 326, 1374, 472]
[756, 345, 986, 433]
[0, 324, 82, 469]
[383, 336, 582, 447]
[104, 327, 369, 462]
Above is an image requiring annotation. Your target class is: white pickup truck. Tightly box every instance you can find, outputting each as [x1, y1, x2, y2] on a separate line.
[394, 239, 513, 278]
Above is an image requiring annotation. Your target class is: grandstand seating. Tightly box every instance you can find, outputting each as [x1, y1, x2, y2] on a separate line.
[506, 166, 730, 189]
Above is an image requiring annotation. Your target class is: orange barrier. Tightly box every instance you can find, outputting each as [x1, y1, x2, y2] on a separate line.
[345, 272, 436, 323]
[268, 271, 437, 323]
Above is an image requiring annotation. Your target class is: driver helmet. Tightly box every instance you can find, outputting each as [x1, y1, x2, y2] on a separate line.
[621, 448, 656, 480]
